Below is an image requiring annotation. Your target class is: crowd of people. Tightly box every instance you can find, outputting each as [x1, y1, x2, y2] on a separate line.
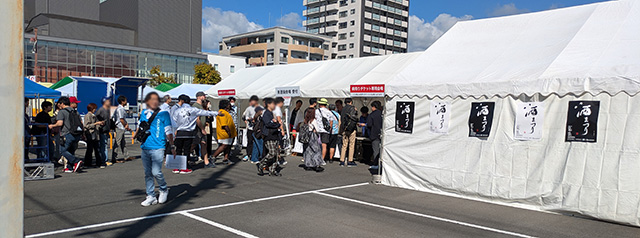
[25, 91, 383, 207]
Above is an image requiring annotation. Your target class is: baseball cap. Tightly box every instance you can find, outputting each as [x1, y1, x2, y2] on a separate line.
[70, 96, 81, 103]
[196, 91, 206, 97]
[254, 106, 264, 113]
[318, 98, 329, 105]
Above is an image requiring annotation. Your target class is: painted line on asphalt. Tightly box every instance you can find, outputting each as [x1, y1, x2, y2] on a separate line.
[181, 212, 259, 238]
[314, 191, 536, 238]
[25, 183, 369, 238]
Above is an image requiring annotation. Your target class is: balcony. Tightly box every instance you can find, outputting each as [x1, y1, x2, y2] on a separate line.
[229, 43, 268, 55]
[288, 57, 309, 64]
[248, 57, 266, 66]
[289, 44, 325, 55]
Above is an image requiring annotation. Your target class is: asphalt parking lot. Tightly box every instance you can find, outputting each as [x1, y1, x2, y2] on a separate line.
[24, 144, 640, 238]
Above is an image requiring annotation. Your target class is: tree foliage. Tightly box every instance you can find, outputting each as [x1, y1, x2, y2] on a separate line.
[148, 65, 177, 87]
[193, 63, 222, 85]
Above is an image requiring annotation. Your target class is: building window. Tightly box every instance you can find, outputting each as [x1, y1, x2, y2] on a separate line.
[339, 22, 348, 29]
[339, 11, 348, 18]
[338, 44, 347, 51]
[281, 37, 290, 44]
[219, 45, 223, 51]
[323, 44, 329, 50]
[214, 64, 219, 71]
[350, 20, 355, 26]
[349, 43, 354, 48]
[230, 65, 235, 73]
[339, 0, 348, 6]
[338, 33, 347, 40]
[371, 47, 379, 54]
[349, 54, 354, 58]
[351, 0, 356, 3]
[350, 9, 356, 14]
[350, 32, 355, 37]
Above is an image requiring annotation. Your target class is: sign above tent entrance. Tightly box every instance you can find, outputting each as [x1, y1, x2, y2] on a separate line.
[350, 84, 385, 97]
[275, 86, 301, 97]
[218, 89, 236, 96]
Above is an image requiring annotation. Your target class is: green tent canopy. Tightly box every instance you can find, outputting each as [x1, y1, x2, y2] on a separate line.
[49, 76, 73, 89]
[155, 83, 181, 92]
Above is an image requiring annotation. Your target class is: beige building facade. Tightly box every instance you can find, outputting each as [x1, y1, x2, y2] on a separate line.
[219, 27, 333, 67]
[303, 0, 409, 59]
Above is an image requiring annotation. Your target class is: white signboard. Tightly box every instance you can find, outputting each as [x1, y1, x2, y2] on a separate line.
[276, 86, 301, 97]
[515, 102, 544, 140]
[165, 155, 187, 170]
[429, 101, 451, 134]
[28, 75, 36, 82]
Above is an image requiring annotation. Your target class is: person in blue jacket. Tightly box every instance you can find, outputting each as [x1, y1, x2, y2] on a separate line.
[137, 92, 176, 207]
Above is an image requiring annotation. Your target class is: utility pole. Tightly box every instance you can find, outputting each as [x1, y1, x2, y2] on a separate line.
[0, 0, 25, 237]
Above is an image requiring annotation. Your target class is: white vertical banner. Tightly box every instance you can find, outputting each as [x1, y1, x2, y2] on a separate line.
[515, 102, 544, 140]
[429, 101, 451, 134]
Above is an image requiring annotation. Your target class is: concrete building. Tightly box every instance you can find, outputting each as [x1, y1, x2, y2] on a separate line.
[303, 0, 409, 59]
[219, 27, 333, 67]
[205, 54, 246, 79]
[23, 0, 206, 83]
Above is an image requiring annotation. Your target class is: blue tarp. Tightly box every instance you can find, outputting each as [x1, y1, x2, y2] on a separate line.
[24, 78, 61, 99]
[76, 77, 109, 114]
[113, 77, 148, 106]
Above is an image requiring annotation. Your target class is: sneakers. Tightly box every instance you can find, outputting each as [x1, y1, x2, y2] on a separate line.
[172, 169, 180, 174]
[242, 156, 249, 162]
[64, 168, 73, 173]
[278, 159, 288, 166]
[369, 165, 379, 170]
[339, 162, 345, 167]
[73, 161, 83, 173]
[158, 189, 169, 204]
[179, 169, 193, 174]
[100, 165, 106, 169]
[141, 196, 158, 207]
[105, 162, 113, 166]
[221, 160, 233, 165]
[250, 160, 260, 164]
[204, 163, 216, 168]
[347, 162, 357, 167]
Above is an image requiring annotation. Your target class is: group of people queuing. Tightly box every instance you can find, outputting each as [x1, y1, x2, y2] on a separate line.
[26, 95, 138, 173]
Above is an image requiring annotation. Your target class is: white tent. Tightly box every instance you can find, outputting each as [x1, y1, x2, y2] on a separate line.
[139, 86, 167, 98]
[165, 84, 215, 99]
[382, 0, 640, 227]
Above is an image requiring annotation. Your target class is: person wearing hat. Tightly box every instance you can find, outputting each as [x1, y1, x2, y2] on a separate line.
[49, 96, 84, 173]
[316, 98, 333, 163]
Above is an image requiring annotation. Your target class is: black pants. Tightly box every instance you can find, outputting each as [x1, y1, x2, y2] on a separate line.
[175, 138, 193, 157]
[371, 138, 381, 166]
[84, 139, 101, 166]
[246, 129, 254, 157]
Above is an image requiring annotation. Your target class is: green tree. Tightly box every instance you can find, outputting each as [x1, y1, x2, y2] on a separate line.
[148, 65, 177, 87]
[193, 63, 222, 85]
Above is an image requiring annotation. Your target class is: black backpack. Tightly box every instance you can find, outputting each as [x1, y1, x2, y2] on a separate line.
[65, 108, 84, 136]
[298, 123, 311, 144]
[135, 109, 160, 144]
[253, 115, 264, 140]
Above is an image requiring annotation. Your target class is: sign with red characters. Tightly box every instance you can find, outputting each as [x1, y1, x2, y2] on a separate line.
[217, 89, 236, 96]
[350, 84, 385, 97]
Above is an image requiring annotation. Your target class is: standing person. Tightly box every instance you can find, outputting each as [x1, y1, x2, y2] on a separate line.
[315, 98, 332, 163]
[339, 98, 358, 167]
[192, 92, 209, 164]
[160, 95, 172, 112]
[33, 101, 54, 161]
[172, 94, 219, 173]
[258, 98, 282, 176]
[367, 101, 383, 170]
[301, 109, 324, 172]
[335, 100, 344, 114]
[95, 98, 112, 166]
[250, 106, 265, 164]
[112, 96, 133, 163]
[359, 107, 370, 138]
[228, 97, 239, 150]
[83, 103, 103, 168]
[242, 95, 259, 162]
[327, 104, 341, 162]
[273, 97, 287, 165]
[137, 92, 175, 207]
[210, 100, 237, 167]
[49, 96, 84, 173]
[289, 100, 303, 130]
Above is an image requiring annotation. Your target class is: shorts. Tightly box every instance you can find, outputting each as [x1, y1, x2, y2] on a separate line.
[218, 138, 233, 145]
[320, 133, 330, 144]
[328, 134, 339, 148]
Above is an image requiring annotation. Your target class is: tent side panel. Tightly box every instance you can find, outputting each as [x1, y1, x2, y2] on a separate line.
[382, 94, 640, 227]
[77, 81, 108, 114]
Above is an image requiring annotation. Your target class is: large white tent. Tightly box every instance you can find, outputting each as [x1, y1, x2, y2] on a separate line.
[382, 0, 640, 227]
[166, 84, 216, 99]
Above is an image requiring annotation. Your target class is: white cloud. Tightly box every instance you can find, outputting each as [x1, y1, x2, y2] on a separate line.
[408, 13, 473, 52]
[202, 7, 263, 52]
[277, 12, 304, 31]
[489, 3, 530, 17]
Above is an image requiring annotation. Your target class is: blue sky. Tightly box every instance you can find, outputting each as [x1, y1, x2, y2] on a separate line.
[201, 0, 607, 53]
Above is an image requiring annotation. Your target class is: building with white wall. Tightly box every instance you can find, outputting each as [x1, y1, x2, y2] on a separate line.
[205, 53, 246, 79]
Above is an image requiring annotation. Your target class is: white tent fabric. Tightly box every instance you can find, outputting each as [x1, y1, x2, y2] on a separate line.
[382, 0, 640, 227]
[165, 84, 215, 99]
[139, 86, 167, 98]
[388, 0, 640, 98]
[55, 76, 117, 97]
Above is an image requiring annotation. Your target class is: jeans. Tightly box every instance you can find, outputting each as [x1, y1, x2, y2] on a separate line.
[36, 134, 54, 161]
[141, 149, 167, 196]
[371, 138, 381, 166]
[112, 128, 128, 161]
[340, 131, 356, 162]
[251, 134, 263, 163]
[99, 133, 109, 164]
[61, 133, 81, 169]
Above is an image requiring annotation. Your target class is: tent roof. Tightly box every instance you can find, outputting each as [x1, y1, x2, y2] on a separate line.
[166, 84, 215, 99]
[155, 83, 181, 92]
[25, 78, 61, 99]
[49, 76, 73, 89]
[388, 0, 640, 98]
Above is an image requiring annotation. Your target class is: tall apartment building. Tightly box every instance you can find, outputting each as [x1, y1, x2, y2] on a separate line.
[303, 0, 409, 59]
[219, 27, 333, 67]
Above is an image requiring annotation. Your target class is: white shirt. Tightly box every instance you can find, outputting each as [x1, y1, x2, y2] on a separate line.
[172, 104, 219, 132]
[273, 107, 283, 118]
[243, 105, 257, 130]
[160, 103, 171, 112]
[113, 105, 127, 130]
[315, 107, 332, 133]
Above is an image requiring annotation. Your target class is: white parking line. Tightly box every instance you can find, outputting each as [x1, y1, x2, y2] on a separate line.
[314, 191, 536, 238]
[25, 183, 368, 238]
[181, 212, 259, 238]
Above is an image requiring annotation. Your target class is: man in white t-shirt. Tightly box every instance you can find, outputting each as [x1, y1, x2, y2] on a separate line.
[316, 98, 333, 163]
[274, 97, 287, 165]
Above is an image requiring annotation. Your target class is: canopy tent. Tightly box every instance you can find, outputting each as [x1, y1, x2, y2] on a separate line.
[165, 83, 215, 99]
[25, 78, 61, 99]
[54, 76, 148, 114]
[49, 76, 73, 90]
[139, 86, 168, 98]
[382, 0, 640, 227]
[155, 83, 181, 92]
